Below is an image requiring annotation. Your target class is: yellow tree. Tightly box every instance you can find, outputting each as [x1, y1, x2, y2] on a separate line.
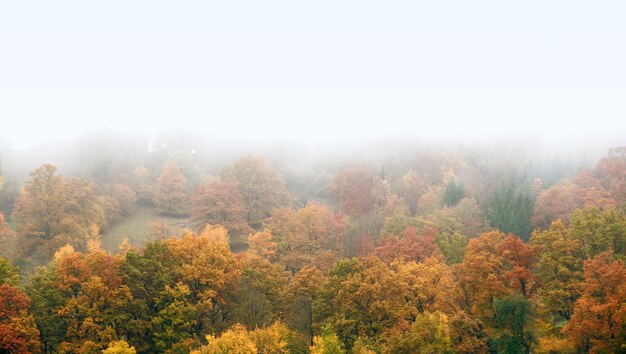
[381, 312, 453, 354]
[165, 226, 240, 333]
[530, 221, 583, 324]
[102, 340, 137, 354]
[193, 322, 291, 354]
[265, 204, 344, 273]
[394, 257, 461, 318]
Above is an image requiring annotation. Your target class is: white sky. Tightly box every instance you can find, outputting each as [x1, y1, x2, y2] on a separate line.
[0, 1, 625, 148]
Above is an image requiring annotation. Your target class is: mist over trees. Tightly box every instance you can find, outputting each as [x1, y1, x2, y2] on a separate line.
[0, 132, 625, 353]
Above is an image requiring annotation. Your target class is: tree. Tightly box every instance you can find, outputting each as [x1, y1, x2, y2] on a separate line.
[449, 311, 490, 354]
[28, 265, 68, 353]
[165, 226, 240, 334]
[46, 244, 133, 353]
[394, 257, 461, 317]
[249, 321, 291, 354]
[492, 294, 536, 354]
[532, 181, 576, 230]
[154, 162, 189, 216]
[400, 170, 426, 216]
[569, 207, 626, 259]
[532, 171, 615, 230]
[13, 164, 118, 260]
[0, 257, 41, 353]
[456, 230, 536, 327]
[199, 324, 257, 354]
[265, 204, 344, 273]
[563, 251, 626, 353]
[221, 156, 289, 228]
[230, 254, 288, 328]
[121, 240, 192, 353]
[488, 183, 533, 241]
[194, 322, 291, 354]
[596, 146, 626, 208]
[102, 340, 137, 354]
[284, 266, 326, 343]
[530, 221, 583, 324]
[191, 181, 252, 248]
[456, 231, 508, 322]
[374, 227, 439, 264]
[248, 231, 278, 261]
[443, 180, 464, 207]
[332, 165, 382, 217]
[0, 257, 19, 286]
[111, 184, 138, 216]
[381, 312, 453, 354]
[315, 257, 409, 349]
[496, 235, 538, 299]
[436, 231, 468, 265]
[310, 326, 345, 354]
[439, 197, 491, 238]
[0, 284, 42, 353]
[0, 213, 14, 255]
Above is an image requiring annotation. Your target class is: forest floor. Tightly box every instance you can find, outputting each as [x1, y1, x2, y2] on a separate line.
[101, 205, 192, 253]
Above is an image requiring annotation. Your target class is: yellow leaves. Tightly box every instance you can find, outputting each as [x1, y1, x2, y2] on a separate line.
[248, 231, 277, 260]
[310, 326, 346, 354]
[118, 238, 132, 255]
[381, 312, 453, 354]
[166, 228, 240, 306]
[87, 239, 102, 253]
[394, 257, 461, 315]
[199, 224, 230, 245]
[88, 223, 101, 243]
[264, 204, 344, 272]
[102, 340, 137, 354]
[195, 322, 290, 354]
[249, 321, 291, 354]
[54, 244, 76, 261]
[202, 324, 257, 354]
[165, 283, 192, 298]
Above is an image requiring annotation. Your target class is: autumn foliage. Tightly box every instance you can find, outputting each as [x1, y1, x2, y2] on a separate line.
[1, 147, 626, 353]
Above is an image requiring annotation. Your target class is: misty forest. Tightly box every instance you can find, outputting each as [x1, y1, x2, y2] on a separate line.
[0, 134, 624, 354]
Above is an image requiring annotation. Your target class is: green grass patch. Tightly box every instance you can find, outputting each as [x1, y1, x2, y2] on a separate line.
[101, 205, 192, 253]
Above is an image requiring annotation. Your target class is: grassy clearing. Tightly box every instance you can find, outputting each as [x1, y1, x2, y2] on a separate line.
[101, 205, 192, 253]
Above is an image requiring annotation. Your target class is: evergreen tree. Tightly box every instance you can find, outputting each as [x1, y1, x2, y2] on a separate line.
[488, 183, 533, 240]
[443, 180, 465, 207]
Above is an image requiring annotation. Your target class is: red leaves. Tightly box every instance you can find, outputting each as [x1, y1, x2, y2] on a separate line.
[0, 284, 30, 319]
[496, 235, 538, 298]
[0, 285, 41, 353]
[563, 251, 626, 353]
[332, 165, 383, 217]
[374, 227, 439, 264]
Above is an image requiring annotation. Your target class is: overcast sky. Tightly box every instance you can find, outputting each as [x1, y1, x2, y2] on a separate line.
[0, 1, 625, 148]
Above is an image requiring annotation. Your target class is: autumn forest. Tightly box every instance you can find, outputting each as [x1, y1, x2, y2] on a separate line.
[0, 135, 623, 354]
